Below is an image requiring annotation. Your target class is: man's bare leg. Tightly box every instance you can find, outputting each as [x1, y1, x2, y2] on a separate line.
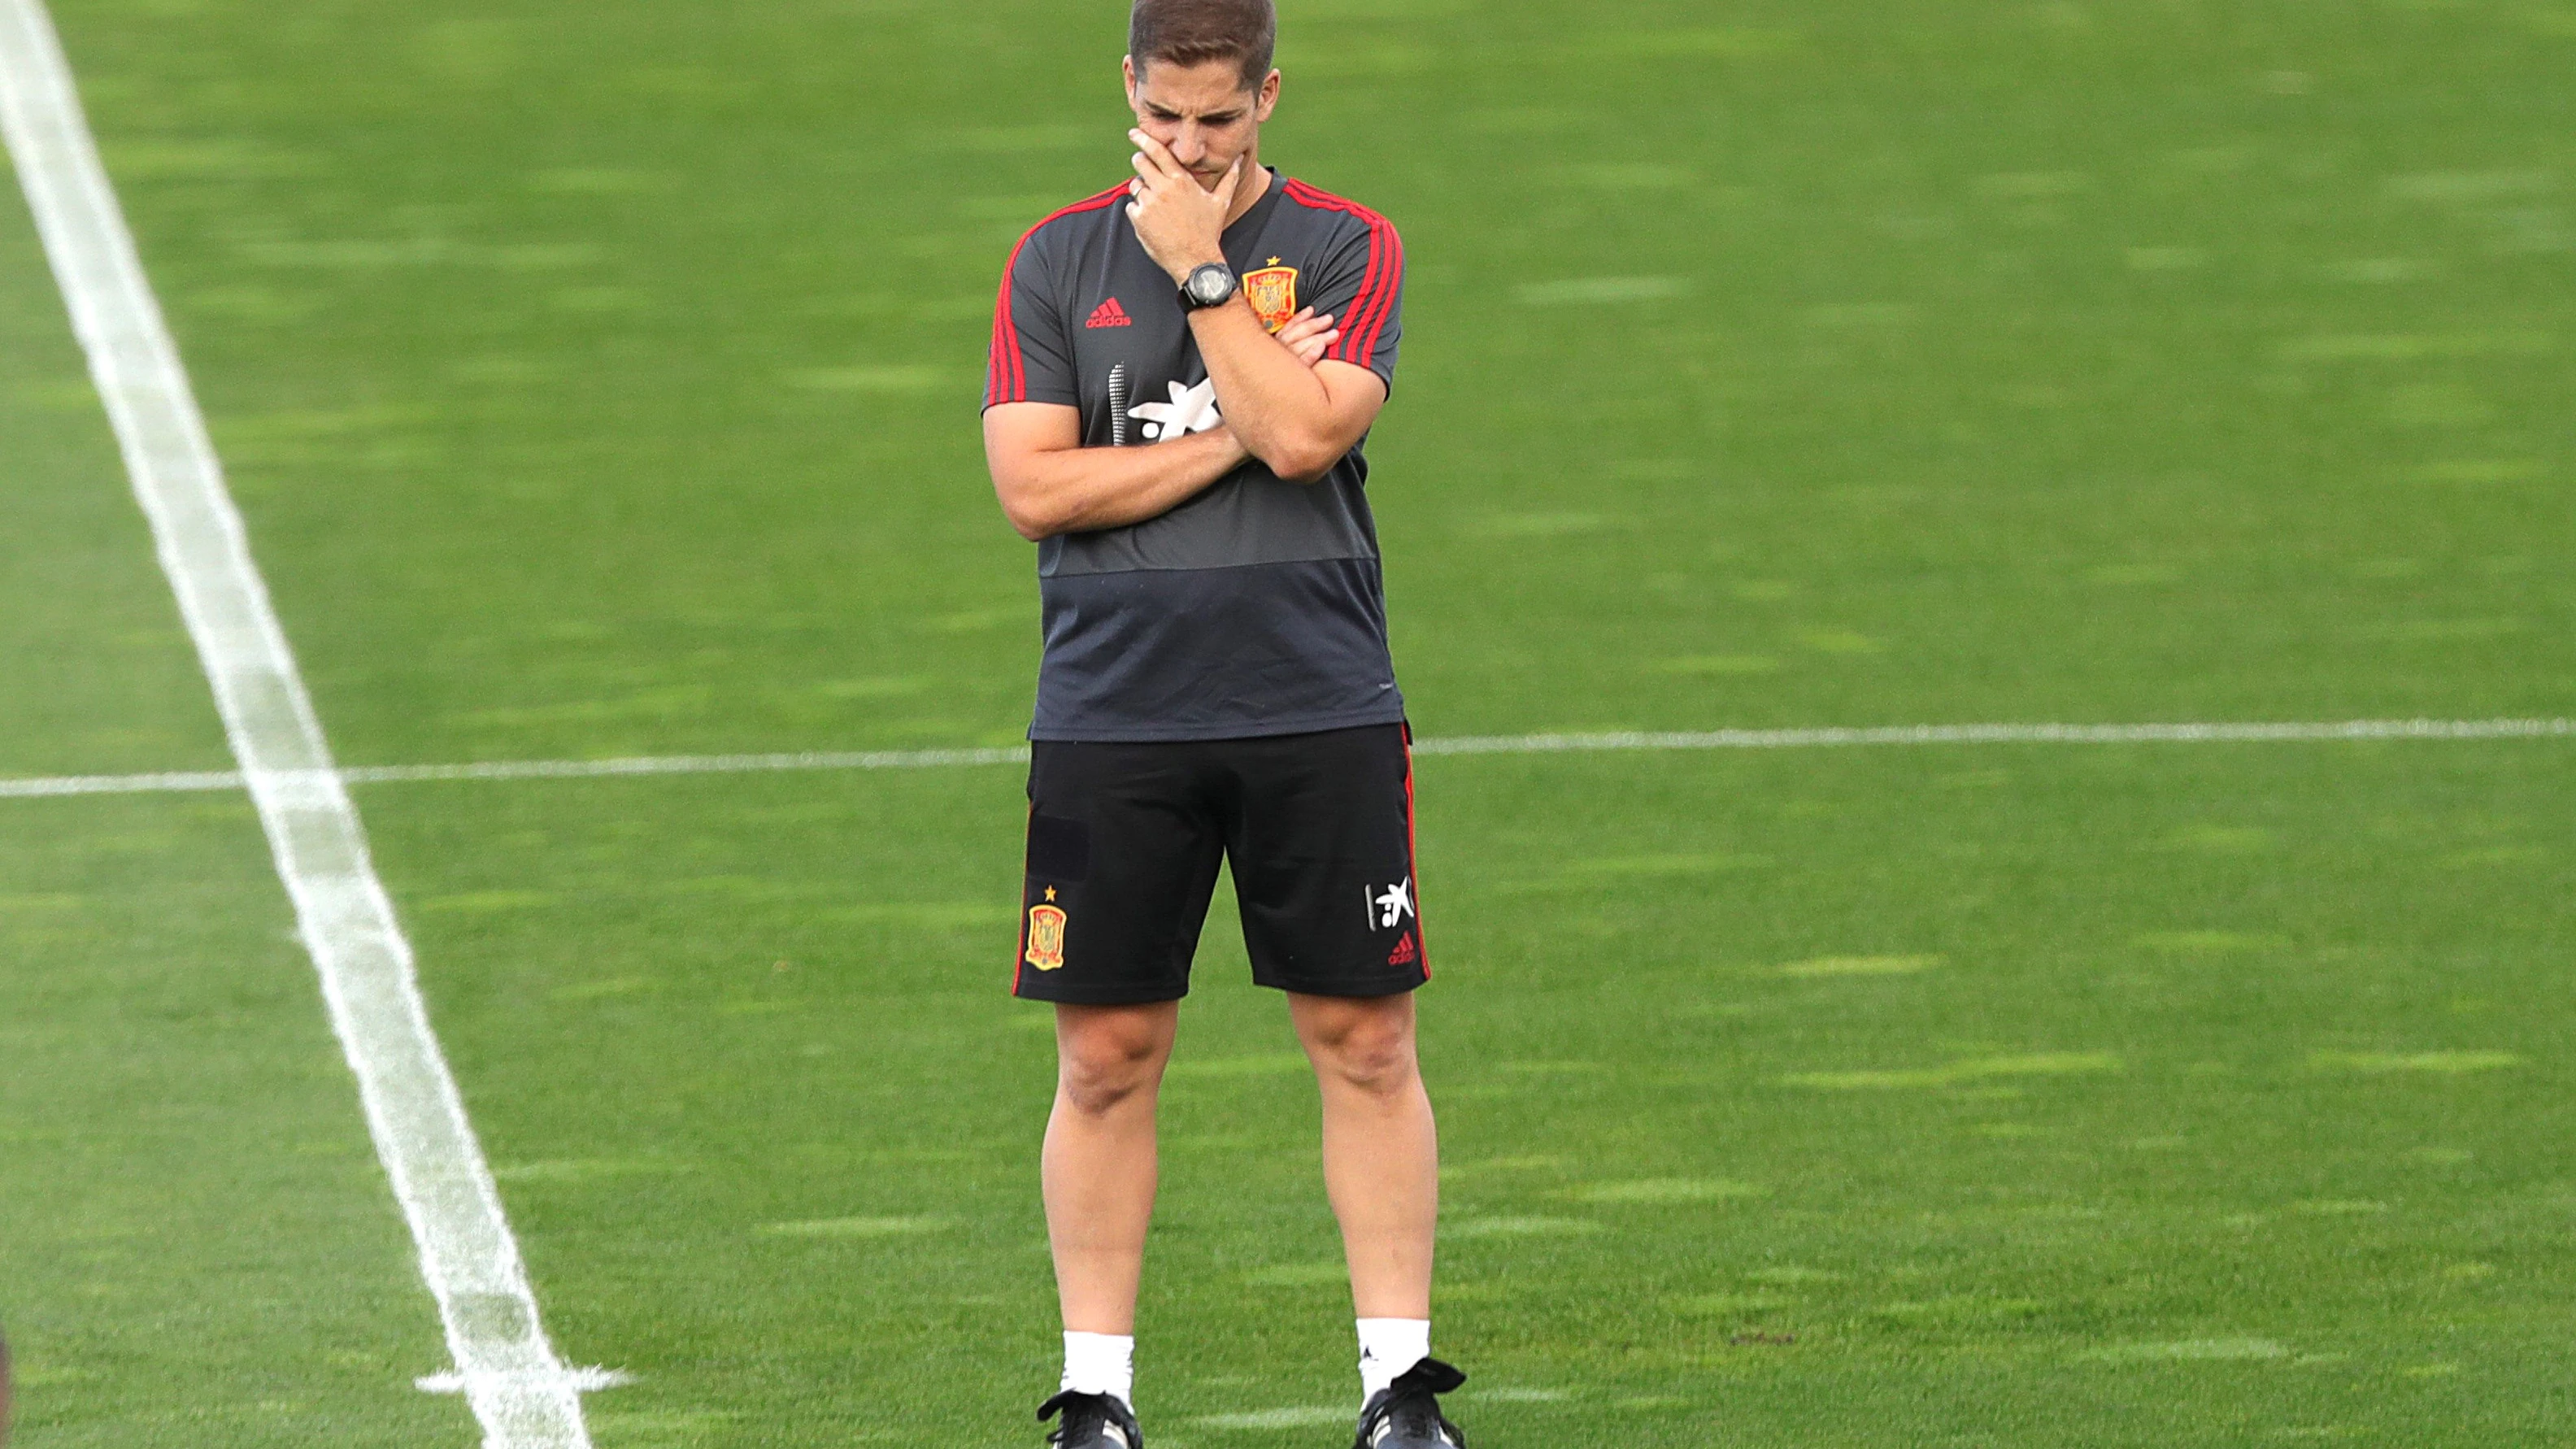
[1045, 1000, 1181, 1334]
[1289, 991, 1438, 1318]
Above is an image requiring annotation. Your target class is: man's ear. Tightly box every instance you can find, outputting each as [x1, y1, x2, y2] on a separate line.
[1255, 68, 1281, 121]
[1122, 54, 1139, 106]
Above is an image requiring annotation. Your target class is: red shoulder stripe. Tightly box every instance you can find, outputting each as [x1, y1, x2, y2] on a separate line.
[1338, 208, 1390, 368]
[1283, 180, 1380, 363]
[1354, 221, 1403, 368]
[1285, 180, 1402, 370]
[989, 184, 1129, 403]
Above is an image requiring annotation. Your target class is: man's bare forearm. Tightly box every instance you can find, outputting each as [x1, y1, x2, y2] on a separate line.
[1188, 301, 1346, 481]
[997, 429, 1250, 541]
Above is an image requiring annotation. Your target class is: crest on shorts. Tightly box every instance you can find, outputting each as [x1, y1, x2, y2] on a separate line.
[1025, 901, 1068, 972]
[1243, 263, 1299, 333]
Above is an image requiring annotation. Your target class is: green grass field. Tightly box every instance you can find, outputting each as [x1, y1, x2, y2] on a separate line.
[3, 0, 2572, 1444]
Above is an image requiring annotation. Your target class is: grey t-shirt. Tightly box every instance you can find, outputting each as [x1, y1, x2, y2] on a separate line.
[983, 172, 1408, 742]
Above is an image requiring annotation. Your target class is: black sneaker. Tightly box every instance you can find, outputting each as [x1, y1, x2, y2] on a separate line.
[1038, 1389, 1144, 1449]
[1353, 1358, 1469, 1448]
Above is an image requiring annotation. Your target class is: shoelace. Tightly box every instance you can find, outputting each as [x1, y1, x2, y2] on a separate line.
[1355, 1359, 1468, 1448]
[1039, 1390, 1138, 1449]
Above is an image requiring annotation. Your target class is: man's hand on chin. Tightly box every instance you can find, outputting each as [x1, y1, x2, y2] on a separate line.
[1125, 130, 1240, 283]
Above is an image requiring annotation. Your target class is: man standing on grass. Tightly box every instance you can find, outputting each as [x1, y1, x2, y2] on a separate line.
[980, 2, 1463, 1446]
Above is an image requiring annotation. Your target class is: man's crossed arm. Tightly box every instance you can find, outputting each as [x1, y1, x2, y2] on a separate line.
[985, 307, 1349, 542]
[984, 137, 1387, 544]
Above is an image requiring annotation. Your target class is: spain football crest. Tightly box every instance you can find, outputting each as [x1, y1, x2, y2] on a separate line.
[1025, 902, 1068, 972]
[1243, 263, 1299, 333]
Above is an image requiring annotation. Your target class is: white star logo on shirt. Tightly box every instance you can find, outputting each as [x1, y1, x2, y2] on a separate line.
[1131, 377, 1221, 442]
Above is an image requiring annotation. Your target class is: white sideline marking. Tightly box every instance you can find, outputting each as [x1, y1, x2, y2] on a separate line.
[420, 1368, 635, 1396]
[1408, 716, 2576, 755]
[345, 745, 1032, 784]
[0, 768, 253, 799]
[0, 5, 611, 1446]
[0, 719, 2568, 803]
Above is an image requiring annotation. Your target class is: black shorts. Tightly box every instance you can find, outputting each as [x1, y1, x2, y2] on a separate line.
[1013, 723, 1429, 1004]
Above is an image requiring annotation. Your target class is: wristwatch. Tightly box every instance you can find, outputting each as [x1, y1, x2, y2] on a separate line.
[1178, 261, 1238, 311]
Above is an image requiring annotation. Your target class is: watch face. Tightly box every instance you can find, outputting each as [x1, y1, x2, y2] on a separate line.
[1187, 265, 1236, 307]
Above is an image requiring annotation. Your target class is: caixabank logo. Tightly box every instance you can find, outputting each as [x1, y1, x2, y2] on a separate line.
[1105, 363, 1221, 446]
[1131, 377, 1221, 442]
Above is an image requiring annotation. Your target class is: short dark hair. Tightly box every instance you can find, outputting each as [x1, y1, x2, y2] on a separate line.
[1129, 0, 1277, 91]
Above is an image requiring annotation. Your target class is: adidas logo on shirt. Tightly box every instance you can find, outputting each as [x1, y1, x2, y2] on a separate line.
[1086, 298, 1132, 329]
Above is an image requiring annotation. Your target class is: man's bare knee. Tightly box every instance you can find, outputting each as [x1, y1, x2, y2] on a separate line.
[1297, 996, 1421, 1097]
[1055, 1003, 1177, 1116]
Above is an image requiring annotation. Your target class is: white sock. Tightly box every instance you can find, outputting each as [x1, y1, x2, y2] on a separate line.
[1357, 1317, 1430, 1402]
[1060, 1331, 1134, 1407]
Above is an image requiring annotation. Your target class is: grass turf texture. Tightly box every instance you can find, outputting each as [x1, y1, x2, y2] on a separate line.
[2, 0, 2572, 1444]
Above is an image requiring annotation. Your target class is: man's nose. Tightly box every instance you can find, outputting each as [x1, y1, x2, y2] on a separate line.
[1169, 125, 1207, 165]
